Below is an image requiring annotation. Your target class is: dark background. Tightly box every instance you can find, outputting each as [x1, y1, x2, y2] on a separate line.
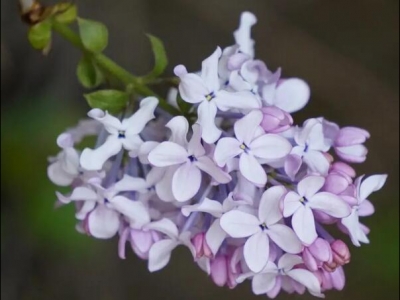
[1, 0, 399, 299]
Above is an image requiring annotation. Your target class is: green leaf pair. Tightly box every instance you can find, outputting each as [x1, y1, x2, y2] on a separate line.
[84, 90, 129, 114]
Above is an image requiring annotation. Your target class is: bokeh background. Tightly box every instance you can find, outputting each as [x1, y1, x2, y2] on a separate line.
[1, 0, 399, 299]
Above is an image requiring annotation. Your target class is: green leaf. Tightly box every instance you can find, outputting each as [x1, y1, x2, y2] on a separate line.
[142, 34, 168, 81]
[84, 90, 129, 114]
[77, 56, 104, 89]
[54, 3, 78, 24]
[77, 18, 108, 53]
[28, 20, 52, 50]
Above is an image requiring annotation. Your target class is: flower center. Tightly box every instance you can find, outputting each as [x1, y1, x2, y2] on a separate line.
[239, 143, 250, 152]
[118, 130, 126, 139]
[299, 197, 309, 206]
[205, 92, 216, 101]
[188, 155, 197, 162]
[259, 223, 268, 231]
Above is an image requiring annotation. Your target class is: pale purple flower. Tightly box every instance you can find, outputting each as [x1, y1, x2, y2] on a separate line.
[237, 254, 324, 298]
[221, 186, 302, 272]
[148, 123, 231, 202]
[283, 176, 351, 245]
[80, 97, 159, 171]
[175, 47, 260, 143]
[260, 106, 293, 133]
[341, 174, 387, 246]
[214, 110, 292, 186]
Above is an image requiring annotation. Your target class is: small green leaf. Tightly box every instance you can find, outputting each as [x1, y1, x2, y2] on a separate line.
[54, 3, 78, 24]
[84, 90, 129, 114]
[28, 21, 52, 50]
[142, 34, 168, 81]
[77, 18, 108, 53]
[77, 56, 104, 89]
[177, 94, 192, 114]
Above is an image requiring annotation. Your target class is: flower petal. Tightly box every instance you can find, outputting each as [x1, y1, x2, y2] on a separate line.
[88, 109, 121, 134]
[80, 136, 122, 171]
[234, 11, 257, 57]
[144, 218, 179, 239]
[250, 134, 292, 160]
[148, 142, 188, 167]
[303, 151, 330, 176]
[309, 192, 351, 218]
[181, 198, 224, 217]
[358, 200, 375, 217]
[155, 166, 176, 202]
[220, 210, 260, 238]
[122, 97, 158, 134]
[113, 174, 148, 193]
[252, 273, 277, 295]
[197, 101, 221, 143]
[259, 186, 286, 226]
[292, 206, 317, 245]
[239, 153, 267, 186]
[165, 116, 189, 147]
[298, 176, 325, 199]
[110, 196, 150, 227]
[178, 73, 209, 104]
[278, 254, 303, 270]
[284, 154, 303, 180]
[195, 156, 231, 184]
[359, 174, 388, 201]
[275, 78, 310, 113]
[215, 90, 261, 112]
[267, 224, 302, 254]
[244, 231, 270, 273]
[47, 162, 76, 186]
[214, 137, 242, 167]
[87, 205, 120, 239]
[287, 269, 322, 296]
[188, 123, 206, 157]
[172, 162, 202, 202]
[341, 209, 367, 247]
[234, 110, 263, 145]
[130, 229, 154, 254]
[205, 220, 227, 256]
[201, 47, 222, 92]
[148, 239, 178, 272]
[283, 191, 302, 217]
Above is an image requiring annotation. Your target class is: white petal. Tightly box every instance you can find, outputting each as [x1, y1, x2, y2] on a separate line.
[220, 210, 260, 238]
[234, 11, 257, 57]
[205, 220, 227, 256]
[283, 191, 302, 217]
[69, 186, 98, 202]
[155, 166, 176, 202]
[292, 206, 317, 245]
[188, 123, 206, 157]
[287, 269, 322, 295]
[113, 174, 148, 193]
[215, 90, 260, 112]
[178, 73, 209, 104]
[278, 254, 303, 270]
[148, 142, 188, 167]
[275, 78, 310, 113]
[341, 209, 366, 247]
[244, 231, 270, 273]
[110, 196, 150, 227]
[259, 186, 286, 226]
[47, 162, 75, 186]
[250, 134, 292, 160]
[252, 273, 277, 295]
[87, 109, 121, 134]
[148, 239, 178, 272]
[80, 136, 122, 171]
[298, 176, 325, 199]
[195, 156, 231, 183]
[172, 162, 202, 202]
[197, 101, 221, 143]
[267, 224, 302, 254]
[75, 200, 96, 220]
[214, 137, 242, 167]
[181, 198, 223, 217]
[165, 116, 189, 147]
[122, 97, 158, 134]
[239, 153, 267, 186]
[121, 133, 143, 152]
[234, 110, 263, 145]
[87, 205, 120, 239]
[144, 218, 179, 239]
[201, 47, 222, 92]
[138, 141, 159, 164]
[359, 174, 388, 201]
[303, 151, 330, 176]
[309, 192, 351, 218]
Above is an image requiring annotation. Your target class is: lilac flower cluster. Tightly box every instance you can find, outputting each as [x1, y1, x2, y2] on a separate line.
[48, 12, 387, 298]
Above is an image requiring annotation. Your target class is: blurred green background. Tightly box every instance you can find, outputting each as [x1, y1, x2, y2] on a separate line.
[1, 0, 399, 299]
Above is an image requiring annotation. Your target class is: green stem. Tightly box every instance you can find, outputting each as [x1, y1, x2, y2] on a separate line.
[52, 21, 180, 116]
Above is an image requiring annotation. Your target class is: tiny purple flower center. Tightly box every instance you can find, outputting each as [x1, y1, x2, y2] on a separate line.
[205, 92, 216, 101]
[300, 197, 309, 206]
[104, 198, 110, 204]
[259, 223, 268, 231]
[188, 155, 197, 162]
[118, 130, 126, 139]
[239, 143, 250, 153]
[304, 143, 309, 153]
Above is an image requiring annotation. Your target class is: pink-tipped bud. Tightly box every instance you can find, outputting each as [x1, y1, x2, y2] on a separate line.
[331, 240, 351, 266]
[323, 261, 338, 273]
[331, 162, 356, 178]
[261, 106, 293, 133]
[334, 127, 370, 163]
[191, 232, 213, 259]
[210, 256, 228, 287]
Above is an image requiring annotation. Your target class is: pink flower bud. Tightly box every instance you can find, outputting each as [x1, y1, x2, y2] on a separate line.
[309, 238, 332, 263]
[303, 248, 319, 271]
[210, 256, 228, 287]
[260, 106, 293, 133]
[334, 127, 370, 163]
[191, 232, 213, 259]
[331, 240, 351, 266]
[322, 260, 338, 273]
[331, 162, 356, 178]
